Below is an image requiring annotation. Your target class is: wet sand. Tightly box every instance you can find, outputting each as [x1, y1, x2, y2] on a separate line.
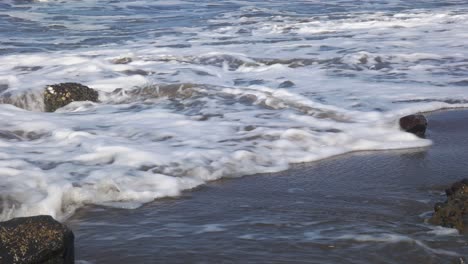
[68, 110, 468, 264]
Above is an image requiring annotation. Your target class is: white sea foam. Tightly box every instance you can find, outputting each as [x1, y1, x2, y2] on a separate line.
[195, 224, 226, 234]
[338, 233, 413, 243]
[338, 233, 460, 257]
[427, 226, 460, 236]
[1, 1, 468, 220]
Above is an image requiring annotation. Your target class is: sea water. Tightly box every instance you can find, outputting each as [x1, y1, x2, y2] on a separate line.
[1, 0, 468, 221]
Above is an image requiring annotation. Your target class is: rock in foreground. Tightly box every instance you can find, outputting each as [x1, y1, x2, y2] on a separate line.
[44, 83, 98, 112]
[0, 215, 74, 264]
[429, 179, 468, 233]
[399, 114, 427, 137]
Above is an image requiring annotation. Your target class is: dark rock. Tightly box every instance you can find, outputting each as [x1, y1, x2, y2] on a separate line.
[111, 57, 132, 64]
[429, 179, 468, 233]
[358, 55, 368, 64]
[399, 114, 427, 137]
[278, 80, 295, 88]
[0, 215, 74, 263]
[371, 56, 391, 70]
[44, 83, 99, 112]
[238, 94, 257, 105]
[445, 179, 468, 197]
[121, 69, 151, 76]
[244, 125, 256, 131]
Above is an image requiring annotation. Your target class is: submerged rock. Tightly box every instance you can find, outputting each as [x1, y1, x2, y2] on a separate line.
[0, 90, 45, 112]
[0, 215, 74, 263]
[278, 80, 295, 88]
[111, 57, 132, 64]
[399, 114, 427, 137]
[238, 94, 258, 105]
[44, 83, 99, 112]
[429, 179, 468, 233]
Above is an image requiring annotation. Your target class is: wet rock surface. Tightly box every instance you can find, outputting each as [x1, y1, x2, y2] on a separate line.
[399, 114, 427, 137]
[278, 80, 295, 88]
[429, 179, 468, 233]
[0, 215, 74, 264]
[111, 57, 132, 64]
[44, 83, 99, 112]
[238, 94, 258, 105]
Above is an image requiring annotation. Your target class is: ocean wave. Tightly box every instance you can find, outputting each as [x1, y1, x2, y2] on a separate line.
[1, 0, 468, 220]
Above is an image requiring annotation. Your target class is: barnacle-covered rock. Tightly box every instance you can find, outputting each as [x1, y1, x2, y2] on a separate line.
[0, 215, 74, 263]
[429, 179, 468, 233]
[44, 83, 99, 112]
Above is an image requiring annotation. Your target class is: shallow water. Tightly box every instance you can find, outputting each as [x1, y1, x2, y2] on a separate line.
[68, 110, 468, 263]
[1, 0, 468, 222]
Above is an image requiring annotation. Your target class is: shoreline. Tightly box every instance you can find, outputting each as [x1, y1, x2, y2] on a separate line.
[66, 109, 468, 263]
